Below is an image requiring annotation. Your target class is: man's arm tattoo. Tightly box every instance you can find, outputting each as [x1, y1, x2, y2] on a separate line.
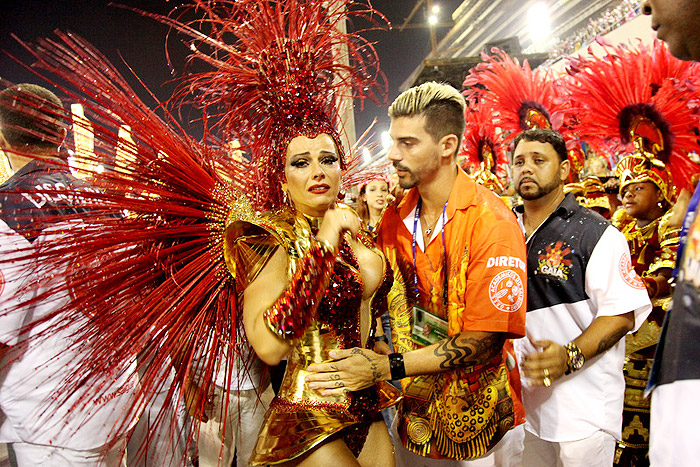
[596, 327, 628, 355]
[433, 334, 504, 370]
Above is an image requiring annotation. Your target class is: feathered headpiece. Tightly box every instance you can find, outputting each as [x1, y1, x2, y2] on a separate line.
[147, 0, 387, 210]
[566, 39, 700, 203]
[462, 48, 588, 179]
[458, 96, 509, 193]
[463, 48, 568, 139]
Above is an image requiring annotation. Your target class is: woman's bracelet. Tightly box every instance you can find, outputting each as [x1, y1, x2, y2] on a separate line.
[263, 241, 336, 341]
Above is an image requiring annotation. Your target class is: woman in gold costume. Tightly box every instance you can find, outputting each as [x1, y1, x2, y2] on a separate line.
[0, 1, 399, 465]
[198, 1, 400, 465]
[231, 133, 398, 466]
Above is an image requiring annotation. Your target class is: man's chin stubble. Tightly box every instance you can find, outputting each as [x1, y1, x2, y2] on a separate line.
[517, 188, 542, 201]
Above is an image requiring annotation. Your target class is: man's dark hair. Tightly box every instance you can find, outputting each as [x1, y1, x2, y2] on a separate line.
[512, 128, 568, 162]
[0, 84, 66, 151]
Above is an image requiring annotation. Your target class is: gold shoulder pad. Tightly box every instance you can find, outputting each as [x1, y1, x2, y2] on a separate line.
[611, 206, 631, 230]
[223, 195, 294, 289]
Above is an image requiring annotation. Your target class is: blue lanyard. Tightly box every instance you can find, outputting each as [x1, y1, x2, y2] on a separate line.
[412, 198, 449, 308]
[673, 184, 700, 279]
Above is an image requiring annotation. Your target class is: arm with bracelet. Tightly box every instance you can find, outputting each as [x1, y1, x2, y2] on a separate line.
[242, 213, 349, 365]
[306, 328, 506, 394]
[521, 314, 635, 385]
[243, 240, 338, 364]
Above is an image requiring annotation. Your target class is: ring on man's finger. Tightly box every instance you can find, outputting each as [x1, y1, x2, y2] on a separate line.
[543, 368, 549, 378]
[543, 376, 552, 387]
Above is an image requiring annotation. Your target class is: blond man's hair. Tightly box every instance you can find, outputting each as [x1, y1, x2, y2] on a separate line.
[388, 82, 466, 152]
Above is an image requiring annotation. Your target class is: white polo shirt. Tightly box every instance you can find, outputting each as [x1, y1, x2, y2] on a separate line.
[514, 195, 651, 442]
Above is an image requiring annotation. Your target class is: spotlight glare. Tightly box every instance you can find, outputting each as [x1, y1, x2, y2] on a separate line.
[528, 2, 551, 44]
[381, 131, 392, 151]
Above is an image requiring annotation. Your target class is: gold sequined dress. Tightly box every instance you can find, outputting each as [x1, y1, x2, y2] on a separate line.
[225, 209, 401, 465]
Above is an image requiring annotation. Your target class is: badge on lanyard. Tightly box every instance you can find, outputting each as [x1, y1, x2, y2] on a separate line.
[411, 305, 448, 346]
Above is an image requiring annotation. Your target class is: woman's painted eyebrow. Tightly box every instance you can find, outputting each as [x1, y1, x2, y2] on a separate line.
[289, 150, 337, 158]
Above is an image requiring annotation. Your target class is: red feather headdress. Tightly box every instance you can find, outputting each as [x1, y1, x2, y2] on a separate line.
[462, 48, 587, 178]
[566, 39, 700, 201]
[458, 96, 509, 193]
[463, 48, 569, 140]
[145, 0, 387, 210]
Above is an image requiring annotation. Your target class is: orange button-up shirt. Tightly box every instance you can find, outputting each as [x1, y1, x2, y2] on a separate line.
[377, 169, 527, 459]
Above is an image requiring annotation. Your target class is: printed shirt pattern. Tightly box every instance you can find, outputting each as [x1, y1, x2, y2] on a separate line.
[378, 169, 527, 459]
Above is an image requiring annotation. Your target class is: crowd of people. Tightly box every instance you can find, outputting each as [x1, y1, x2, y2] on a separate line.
[1, 0, 700, 466]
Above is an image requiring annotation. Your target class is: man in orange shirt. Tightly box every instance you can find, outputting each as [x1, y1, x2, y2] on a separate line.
[307, 82, 527, 466]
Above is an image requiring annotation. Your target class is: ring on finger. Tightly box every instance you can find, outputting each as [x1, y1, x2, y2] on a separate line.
[543, 376, 552, 387]
[543, 368, 549, 378]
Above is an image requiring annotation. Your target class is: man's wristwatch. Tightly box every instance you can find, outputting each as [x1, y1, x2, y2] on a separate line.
[564, 342, 585, 375]
[388, 353, 406, 380]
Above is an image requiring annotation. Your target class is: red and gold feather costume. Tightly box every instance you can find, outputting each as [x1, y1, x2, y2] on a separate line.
[458, 96, 509, 196]
[462, 48, 586, 192]
[0, 1, 399, 463]
[463, 49, 569, 138]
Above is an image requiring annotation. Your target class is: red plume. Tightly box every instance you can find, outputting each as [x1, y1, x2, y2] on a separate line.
[566, 39, 700, 196]
[463, 48, 568, 140]
[459, 97, 509, 192]
[138, 0, 388, 211]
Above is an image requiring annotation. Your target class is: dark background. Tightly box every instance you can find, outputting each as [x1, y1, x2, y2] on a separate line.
[0, 0, 461, 142]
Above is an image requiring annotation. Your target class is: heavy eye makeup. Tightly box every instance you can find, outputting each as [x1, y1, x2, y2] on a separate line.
[288, 153, 338, 169]
[320, 154, 339, 165]
[289, 157, 309, 169]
